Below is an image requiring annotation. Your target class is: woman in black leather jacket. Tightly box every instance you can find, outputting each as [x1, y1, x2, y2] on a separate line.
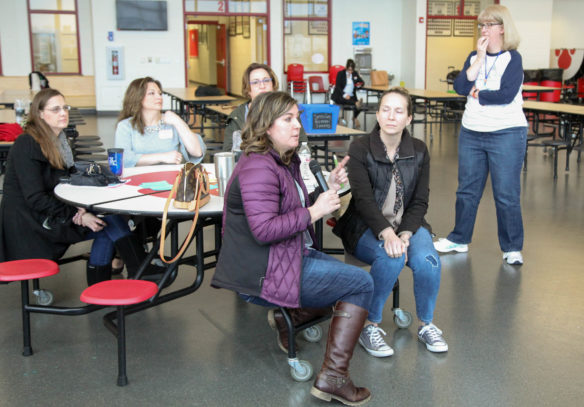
[334, 88, 448, 357]
[331, 59, 364, 129]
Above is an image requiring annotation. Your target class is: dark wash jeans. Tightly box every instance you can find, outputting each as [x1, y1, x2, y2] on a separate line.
[84, 215, 131, 266]
[448, 125, 527, 252]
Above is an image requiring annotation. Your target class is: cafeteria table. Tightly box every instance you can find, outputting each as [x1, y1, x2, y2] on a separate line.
[361, 85, 466, 137]
[163, 87, 236, 133]
[55, 163, 223, 285]
[19, 164, 223, 324]
[522, 100, 584, 178]
[306, 125, 366, 171]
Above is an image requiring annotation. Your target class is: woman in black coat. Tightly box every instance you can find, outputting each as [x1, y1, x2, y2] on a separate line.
[0, 89, 151, 285]
[331, 59, 364, 129]
[333, 88, 448, 357]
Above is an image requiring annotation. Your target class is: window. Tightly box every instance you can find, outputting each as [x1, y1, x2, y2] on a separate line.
[283, 0, 330, 72]
[427, 0, 498, 18]
[27, 0, 81, 74]
[184, 0, 267, 13]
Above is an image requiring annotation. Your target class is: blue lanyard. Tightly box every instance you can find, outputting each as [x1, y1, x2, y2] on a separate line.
[484, 51, 502, 85]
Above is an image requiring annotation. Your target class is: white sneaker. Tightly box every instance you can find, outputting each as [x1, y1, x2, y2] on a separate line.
[503, 251, 523, 265]
[433, 238, 468, 253]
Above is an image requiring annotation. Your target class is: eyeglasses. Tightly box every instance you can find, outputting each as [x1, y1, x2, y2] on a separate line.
[477, 22, 502, 29]
[44, 105, 71, 114]
[249, 78, 273, 87]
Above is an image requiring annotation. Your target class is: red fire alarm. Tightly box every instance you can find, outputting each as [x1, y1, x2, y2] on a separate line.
[419, 17, 424, 23]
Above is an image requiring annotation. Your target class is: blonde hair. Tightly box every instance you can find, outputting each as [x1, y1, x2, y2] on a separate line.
[240, 91, 298, 165]
[118, 76, 163, 134]
[24, 88, 67, 169]
[478, 5, 520, 50]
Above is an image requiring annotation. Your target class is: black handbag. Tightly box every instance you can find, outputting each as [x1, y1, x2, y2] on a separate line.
[194, 85, 223, 96]
[66, 161, 121, 186]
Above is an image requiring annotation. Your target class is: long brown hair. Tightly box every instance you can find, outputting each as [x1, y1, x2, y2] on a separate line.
[118, 76, 163, 134]
[240, 91, 298, 165]
[24, 88, 67, 169]
[241, 63, 279, 100]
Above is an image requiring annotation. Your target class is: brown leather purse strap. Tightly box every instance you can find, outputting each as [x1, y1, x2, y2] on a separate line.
[159, 168, 204, 264]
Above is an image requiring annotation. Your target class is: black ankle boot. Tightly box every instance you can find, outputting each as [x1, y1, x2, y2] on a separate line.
[111, 254, 124, 275]
[86, 264, 112, 286]
[115, 235, 150, 278]
[115, 235, 169, 281]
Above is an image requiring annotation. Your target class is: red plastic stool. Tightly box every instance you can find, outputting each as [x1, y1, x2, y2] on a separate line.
[80, 280, 158, 386]
[0, 259, 59, 356]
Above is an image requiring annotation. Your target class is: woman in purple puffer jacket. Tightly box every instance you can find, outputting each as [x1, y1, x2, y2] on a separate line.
[212, 91, 373, 406]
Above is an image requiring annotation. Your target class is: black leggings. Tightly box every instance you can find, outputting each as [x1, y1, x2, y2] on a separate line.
[333, 95, 361, 118]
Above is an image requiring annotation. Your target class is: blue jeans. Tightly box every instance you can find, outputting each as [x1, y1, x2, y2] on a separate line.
[353, 227, 441, 324]
[84, 215, 130, 266]
[448, 126, 527, 252]
[240, 249, 373, 310]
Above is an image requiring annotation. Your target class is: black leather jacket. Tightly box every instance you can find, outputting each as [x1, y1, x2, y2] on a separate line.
[333, 127, 432, 253]
[331, 69, 364, 103]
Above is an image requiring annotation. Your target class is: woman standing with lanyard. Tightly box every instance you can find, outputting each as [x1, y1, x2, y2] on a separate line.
[434, 5, 528, 266]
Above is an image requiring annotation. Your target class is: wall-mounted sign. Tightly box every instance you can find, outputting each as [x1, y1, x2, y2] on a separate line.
[352, 22, 370, 46]
[428, 19, 452, 36]
[454, 19, 475, 37]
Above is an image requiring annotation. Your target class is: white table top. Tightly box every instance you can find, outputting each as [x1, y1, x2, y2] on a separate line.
[55, 162, 349, 218]
[55, 164, 223, 218]
[523, 100, 584, 116]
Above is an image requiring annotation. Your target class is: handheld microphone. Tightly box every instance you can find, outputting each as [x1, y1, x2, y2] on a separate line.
[309, 160, 328, 192]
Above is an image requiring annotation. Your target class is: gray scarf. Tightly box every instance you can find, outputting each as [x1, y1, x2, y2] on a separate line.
[57, 131, 75, 168]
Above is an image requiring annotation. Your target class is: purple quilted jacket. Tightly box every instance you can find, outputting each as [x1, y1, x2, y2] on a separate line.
[211, 149, 317, 308]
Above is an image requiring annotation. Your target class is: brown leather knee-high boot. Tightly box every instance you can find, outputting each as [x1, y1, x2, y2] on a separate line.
[310, 301, 371, 406]
[267, 307, 333, 353]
